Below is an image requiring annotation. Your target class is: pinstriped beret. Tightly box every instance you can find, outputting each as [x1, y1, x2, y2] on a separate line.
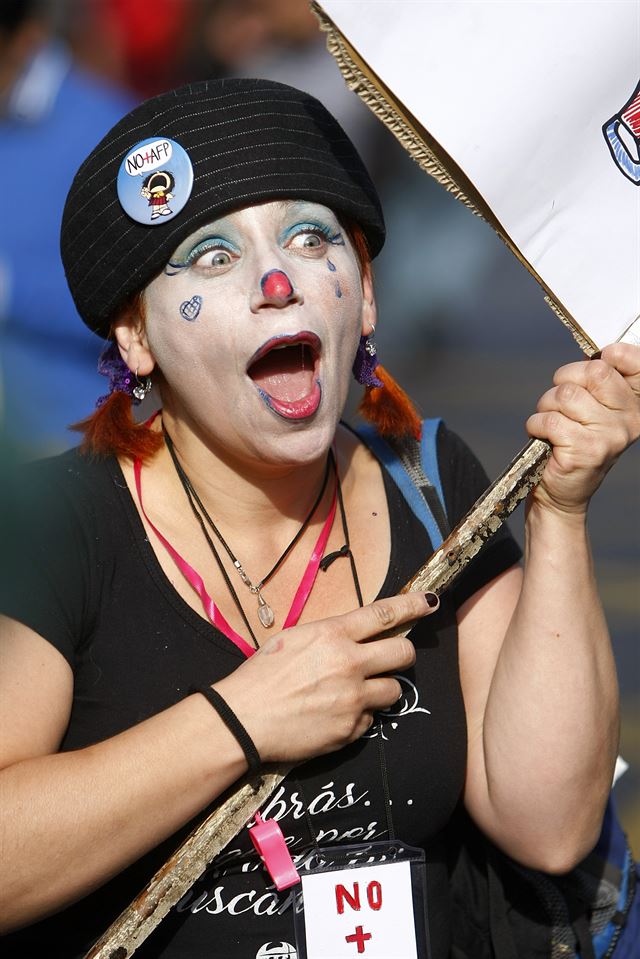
[60, 78, 385, 338]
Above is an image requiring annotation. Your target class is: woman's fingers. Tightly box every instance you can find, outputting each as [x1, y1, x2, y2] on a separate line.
[532, 382, 631, 449]
[363, 676, 404, 712]
[552, 357, 618, 393]
[552, 345, 640, 413]
[330, 592, 438, 676]
[339, 591, 438, 643]
[526, 344, 640, 514]
[360, 633, 417, 677]
[222, 593, 439, 764]
[536, 380, 609, 425]
[533, 353, 640, 450]
[600, 342, 640, 395]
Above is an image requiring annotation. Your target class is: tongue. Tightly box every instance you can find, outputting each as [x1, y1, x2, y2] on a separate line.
[249, 345, 315, 402]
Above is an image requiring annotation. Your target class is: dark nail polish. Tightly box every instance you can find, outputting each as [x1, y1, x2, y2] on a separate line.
[425, 592, 439, 608]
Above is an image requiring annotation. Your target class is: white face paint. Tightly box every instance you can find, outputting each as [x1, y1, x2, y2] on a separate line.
[142, 200, 369, 467]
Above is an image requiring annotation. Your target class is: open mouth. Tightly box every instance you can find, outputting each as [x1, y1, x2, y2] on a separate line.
[247, 332, 322, 420]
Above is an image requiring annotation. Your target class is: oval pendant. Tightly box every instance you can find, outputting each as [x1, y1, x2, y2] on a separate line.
[257, 595, 275, 628]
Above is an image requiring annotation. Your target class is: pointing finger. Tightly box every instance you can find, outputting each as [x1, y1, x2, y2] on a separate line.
[336, 592, 439, 644]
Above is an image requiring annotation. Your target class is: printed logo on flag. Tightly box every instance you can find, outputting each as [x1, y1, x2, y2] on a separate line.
[603, 80, 640, 185]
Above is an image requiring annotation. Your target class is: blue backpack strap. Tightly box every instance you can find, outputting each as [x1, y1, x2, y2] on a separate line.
[420, 417, 446, 509]
[591, 796, 640, 959]
[354, 420, 447, 550]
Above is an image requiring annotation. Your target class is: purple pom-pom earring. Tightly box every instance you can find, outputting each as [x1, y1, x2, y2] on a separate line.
[352, 324, 383, 388]
[96, 341, 151, 407]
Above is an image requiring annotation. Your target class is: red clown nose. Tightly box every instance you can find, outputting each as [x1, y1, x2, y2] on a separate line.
[261, 269, 294, 301]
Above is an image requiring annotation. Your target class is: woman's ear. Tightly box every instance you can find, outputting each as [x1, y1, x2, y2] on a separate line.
[112, 299, 155, 376]
[361, 262, 378, 336]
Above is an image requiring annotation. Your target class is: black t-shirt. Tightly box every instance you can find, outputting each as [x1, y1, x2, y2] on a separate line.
[0, 424, 521, 959]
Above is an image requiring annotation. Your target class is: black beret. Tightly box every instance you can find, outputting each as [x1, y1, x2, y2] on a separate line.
[60, 78, 385, 338]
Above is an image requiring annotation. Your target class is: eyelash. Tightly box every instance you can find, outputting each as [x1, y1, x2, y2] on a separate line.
[185, 237, 237, 266]
[286, 222, 344, 246]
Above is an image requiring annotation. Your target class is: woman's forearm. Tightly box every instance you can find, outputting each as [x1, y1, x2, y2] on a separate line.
[464, 344, 640, 871]
[0, 591, 429, 933]
[472, 503, 618, 871]
[0, 694, 248, 933]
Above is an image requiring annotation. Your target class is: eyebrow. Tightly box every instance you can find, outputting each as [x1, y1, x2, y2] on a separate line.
[172, 218, 239, 255]
[275, 199, 334, 217]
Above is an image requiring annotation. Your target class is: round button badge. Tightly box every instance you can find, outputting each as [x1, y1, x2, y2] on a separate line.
[116, 137, 194, 226]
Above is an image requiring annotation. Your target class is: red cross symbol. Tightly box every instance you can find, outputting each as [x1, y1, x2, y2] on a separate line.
[345, 925, 372, 954]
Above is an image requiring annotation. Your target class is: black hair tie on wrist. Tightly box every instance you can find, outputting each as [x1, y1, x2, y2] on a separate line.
[191, 684, 262, 775]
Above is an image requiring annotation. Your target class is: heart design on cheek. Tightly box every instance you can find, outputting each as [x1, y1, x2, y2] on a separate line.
[179, 295, 202, 322]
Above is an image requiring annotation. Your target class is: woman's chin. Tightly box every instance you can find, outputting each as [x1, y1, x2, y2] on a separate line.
[245, 401, 341, 467]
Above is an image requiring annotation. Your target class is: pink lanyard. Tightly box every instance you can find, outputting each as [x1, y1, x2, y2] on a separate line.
[133, 456, 337, 657]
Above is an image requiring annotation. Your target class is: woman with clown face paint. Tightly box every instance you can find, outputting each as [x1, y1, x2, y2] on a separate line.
[0, 79, 639, 959]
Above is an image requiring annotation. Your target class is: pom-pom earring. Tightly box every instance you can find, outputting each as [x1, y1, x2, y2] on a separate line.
[353, 324, 422, 441]
[352, 327, 384, 388]
[96, 341, 152, 407]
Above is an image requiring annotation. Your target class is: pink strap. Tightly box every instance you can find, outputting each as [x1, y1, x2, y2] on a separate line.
[133, 451, 337, 653]
[134, 458, 256, 659]
[248, 813, 300, 890]
[283, 479, 337, 628]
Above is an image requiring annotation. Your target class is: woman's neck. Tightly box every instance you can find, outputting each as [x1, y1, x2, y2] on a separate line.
[120, 412, 391, 627]
[155, 410, 339, 537]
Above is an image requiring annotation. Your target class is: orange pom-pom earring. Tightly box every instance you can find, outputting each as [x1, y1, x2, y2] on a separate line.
[353, 325, 422, 441]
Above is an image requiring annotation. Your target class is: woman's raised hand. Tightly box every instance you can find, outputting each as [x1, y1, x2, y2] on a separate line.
[526, 342, 640, 516]
[213, 592, 437, 764]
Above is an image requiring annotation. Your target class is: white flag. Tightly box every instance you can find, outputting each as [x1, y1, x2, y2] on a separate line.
[316, 0, 640, 350]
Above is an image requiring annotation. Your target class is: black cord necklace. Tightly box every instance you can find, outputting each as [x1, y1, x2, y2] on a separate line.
[164, 430, 332, 639]
[163, 431, 397, 840]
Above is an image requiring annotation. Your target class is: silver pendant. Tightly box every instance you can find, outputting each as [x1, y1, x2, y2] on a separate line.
[132, 377, 151, 401]
[132, 383, 147, 401]
[257, 593, 275, 628]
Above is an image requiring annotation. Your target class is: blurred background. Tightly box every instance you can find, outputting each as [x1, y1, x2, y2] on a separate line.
[1, 0, 638, 848]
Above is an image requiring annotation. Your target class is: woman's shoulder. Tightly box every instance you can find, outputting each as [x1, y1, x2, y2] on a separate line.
[9, 446, 118, 499]
[2, 446, 126, 538]
[344, 416, 477, 496]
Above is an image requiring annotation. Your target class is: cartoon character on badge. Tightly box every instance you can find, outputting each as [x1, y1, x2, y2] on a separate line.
[140, 170, 175, 219]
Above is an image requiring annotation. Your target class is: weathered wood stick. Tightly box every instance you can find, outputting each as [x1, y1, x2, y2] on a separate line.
[402, 437, 551, 595]
[83, 767, 293, 959]
[84, 437, 551, 959]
